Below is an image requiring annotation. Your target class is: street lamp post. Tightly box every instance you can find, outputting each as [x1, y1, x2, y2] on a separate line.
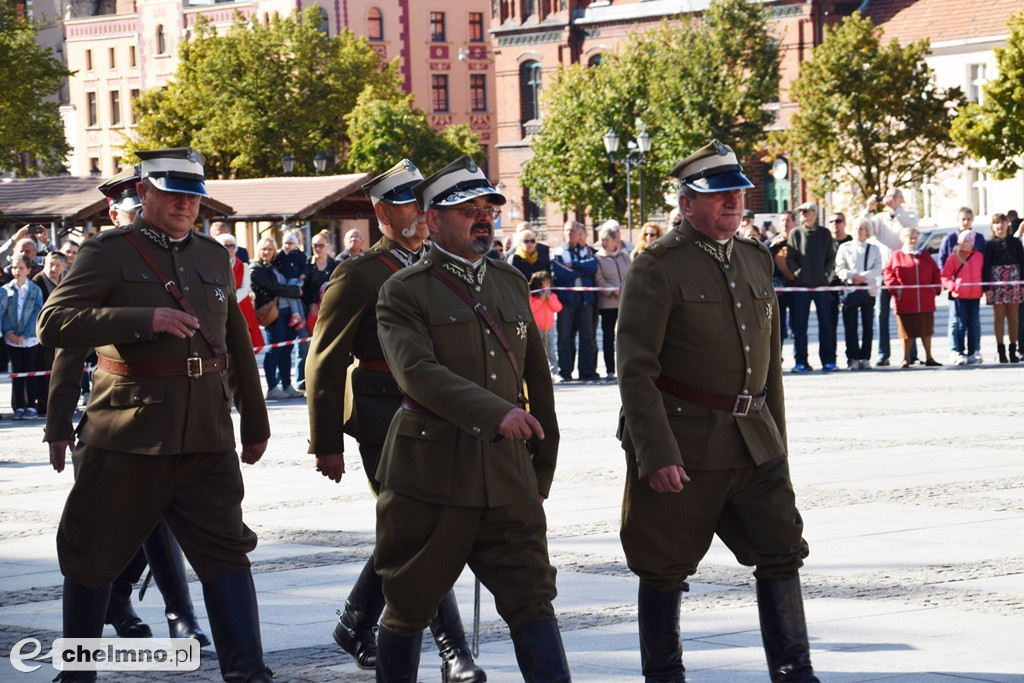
[281, 153, 296, 175]
[603, 129, 652, 243]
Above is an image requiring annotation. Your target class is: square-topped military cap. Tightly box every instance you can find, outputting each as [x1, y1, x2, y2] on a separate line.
[136, 147, 209, 197]
[414, 155, 506, 210]
[361, 158, 424, 205]
[670, 139, 754, 193]
[97, 166, 142, 212]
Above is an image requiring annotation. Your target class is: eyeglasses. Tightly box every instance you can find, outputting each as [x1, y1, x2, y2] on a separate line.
[828, 219, 845, 224]
[223, 243, 237, 248]
[522, 239, 536, 244]
[643, 232, 659, 238]
[442, 205, 501, 220]
[313, 243, 327, 249]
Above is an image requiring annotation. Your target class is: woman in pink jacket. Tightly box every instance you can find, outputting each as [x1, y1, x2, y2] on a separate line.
[941, 230, 984, 364]
[883, 226, 942, 367]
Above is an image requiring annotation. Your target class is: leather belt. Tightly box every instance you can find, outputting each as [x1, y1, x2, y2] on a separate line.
[353, 357, 391, 373]
[97, 354, 228, 379]
[655, 374, 766, 417]
[401, 394, 438, 417]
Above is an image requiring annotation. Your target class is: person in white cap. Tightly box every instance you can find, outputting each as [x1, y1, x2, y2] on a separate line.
[38, 147, 276, 682]
[306, 158, 486, 681]
[617, 140, 819, 682]
[373, 155, 570, 682]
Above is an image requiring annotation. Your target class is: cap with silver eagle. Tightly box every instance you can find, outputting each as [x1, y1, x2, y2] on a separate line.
[414, 155, 506, 210]
[97, 166, 142, 213]
[670, 139, 754, 194]
[136, 147, 209, 197]
[361, 158, 424, 205]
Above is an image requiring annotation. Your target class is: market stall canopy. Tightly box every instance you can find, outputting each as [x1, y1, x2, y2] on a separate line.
[203, 174, 373, 222]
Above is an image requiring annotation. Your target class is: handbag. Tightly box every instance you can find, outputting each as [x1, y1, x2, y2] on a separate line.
[254, 296, 279, 327]
[840, 244, 872, 308]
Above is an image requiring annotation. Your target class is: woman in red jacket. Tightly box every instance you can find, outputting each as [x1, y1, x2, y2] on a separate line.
[883, 226, 942, 368]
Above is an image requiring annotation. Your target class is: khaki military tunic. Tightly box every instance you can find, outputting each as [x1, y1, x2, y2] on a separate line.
[304, 237, 408, 489]
[373, 245, 560, 632]
[617, 220, 808, 589]
[37, 219, 270, 586]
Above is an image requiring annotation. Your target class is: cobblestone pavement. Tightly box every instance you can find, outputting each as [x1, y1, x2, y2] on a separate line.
[1, 344, 1023, 681]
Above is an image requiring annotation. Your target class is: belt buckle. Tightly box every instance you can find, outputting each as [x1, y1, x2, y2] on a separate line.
[187, 357, 203, 378]
[731, 394, 752, 417]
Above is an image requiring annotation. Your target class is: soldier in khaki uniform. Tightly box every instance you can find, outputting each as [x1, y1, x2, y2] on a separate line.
[38, 148, 275, 683]
[306, 159, 484, 681]
[45, 167, 211, 649]
[617, 141, 819, 682]
[373, 156, 571, 682]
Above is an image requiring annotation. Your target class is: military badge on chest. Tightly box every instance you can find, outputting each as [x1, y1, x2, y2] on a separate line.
[765, 300, 773, 323]
[214, 288, 226, 303]
[516, 321, 528, 340]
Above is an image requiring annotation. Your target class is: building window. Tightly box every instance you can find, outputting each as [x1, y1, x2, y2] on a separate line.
[469, 12, 484, 42]
[970, 168, 989, 216]
[110, 91, 121, 126]
[130, 89, 140, 124]
[431, 74, 449, 112]
[108, 47, 115, 69]
[519, 60, 542, 123]
[85, 49, 93, 71]
[129, 45, 137, 67]
[368, 7, 383, 40]
[89, 157, 100, 175]
[318, 8, 329, 35]
[87, 92, 97, 127]
[968, 63, 986, 104]
[470, 74, 487, 112]
[430, 12, 446, 42]
[587, 53, 602, 67]
[524, 0, 535, 17]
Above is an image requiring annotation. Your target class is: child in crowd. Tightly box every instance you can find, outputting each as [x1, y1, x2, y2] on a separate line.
[274, 230, 309, 331]
[941, 230, 984, 365]
[529, 270, 562, 375]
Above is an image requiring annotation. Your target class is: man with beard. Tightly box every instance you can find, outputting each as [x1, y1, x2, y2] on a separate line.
[617, 141, 818, 682]
[306, 159, 485, 681]
[373, 156, 570, 682]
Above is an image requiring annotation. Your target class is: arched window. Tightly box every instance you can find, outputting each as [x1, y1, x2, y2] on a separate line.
[519, 60, 541, 124]
[156, 25, 166, 55]
[587, 53, 603, 67]
[318, 8, 329, 35]
[368, 7, 383, 41]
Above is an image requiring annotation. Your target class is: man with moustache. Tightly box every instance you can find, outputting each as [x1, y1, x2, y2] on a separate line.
[306, 159, 484, 681]
[373, 156, 570, 681]
[617, 141, 818, 682]
[38, 148, 274, 683]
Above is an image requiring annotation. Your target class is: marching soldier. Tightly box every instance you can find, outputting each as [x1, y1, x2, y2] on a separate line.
[617, 141, 819, 682]
[306, 159, 485, 681]
[373, 156, 570, 682]
[45, 167, 211, 648]
[38, 148, 275, 682]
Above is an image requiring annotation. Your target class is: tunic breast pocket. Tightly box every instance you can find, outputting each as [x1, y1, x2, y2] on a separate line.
[749, 281, 775, 329]
[426, 307, 477, 360]
[121, 265, 164, 291]
[497, 303, 531, 357]
[198, 270, 230, 314]
[678, 284, 724, 332]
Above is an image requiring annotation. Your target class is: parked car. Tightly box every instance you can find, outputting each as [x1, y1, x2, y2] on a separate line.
[918, 223, 990, 256]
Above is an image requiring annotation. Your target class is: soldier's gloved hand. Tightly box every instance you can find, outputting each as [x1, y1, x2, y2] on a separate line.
[496, 408, 544, 442]
[49, 439, 74, 473]
[240, 440, 268, 464]
[152, 308, 200, 339]
[648, 465, 690, 494]
[315, 453, 345, 483]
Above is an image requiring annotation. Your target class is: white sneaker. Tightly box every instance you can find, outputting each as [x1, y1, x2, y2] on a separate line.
[859, 359, 872, 369]
[949, 352, 964, 365]
[266, 386, 287, 400]
[954, 354, 969, 366]
[967, 352, 983, 365]
[282, 384, 305, 398]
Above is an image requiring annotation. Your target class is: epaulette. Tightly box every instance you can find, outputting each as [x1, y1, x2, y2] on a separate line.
[391, 256, 432, 281]
[93, 226, 132, 241]
[349, 248, 376, 264]
[735, 234, 772, 255]
[644, 230, 685, 258]
[193, 230, 220, 246]
[488, 257, 527, 280]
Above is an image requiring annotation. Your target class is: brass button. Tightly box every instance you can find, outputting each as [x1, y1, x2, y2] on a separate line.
[183, 286, 190, 293]
[746, 368, 752, 374]
[178, 266, 185, 272]
[698, 294, 705, 300]
[729, 281, 736, 288]
[474, 285, 481, 292]
[744, 345, 750, 352]
[485, 329, 491, 335]
[723, 263, 730, 269]
[472, 426, 481, 435]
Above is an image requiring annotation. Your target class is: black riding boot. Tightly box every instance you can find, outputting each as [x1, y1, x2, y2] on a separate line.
[333, 555, 387, 669]
[375, 624, 423, 683]
[56, 579, 111, 681]
[637, 580, 686, 683]
[143, 519, 210, 646]
[1010, 342, 1020, 363]
[510, 617, 571, 682]
[104, 562, 152, 638]
[429, 591, 486, 682]
[756, 575, 819, 683]
[998, 343, 1009, 363]
[203, 570, 273, 682]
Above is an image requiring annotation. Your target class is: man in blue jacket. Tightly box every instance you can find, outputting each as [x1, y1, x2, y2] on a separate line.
[551, 220, 600, 381]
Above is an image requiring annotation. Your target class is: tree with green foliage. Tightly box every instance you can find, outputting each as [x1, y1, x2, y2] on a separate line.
[522, 0, 779, 223]
[345, 89, 483, 177]
[771, 12, 964, 200]
[951, 12, 1024, 180]
[129, 7, 442, 178]
[0, 3, 73, 175]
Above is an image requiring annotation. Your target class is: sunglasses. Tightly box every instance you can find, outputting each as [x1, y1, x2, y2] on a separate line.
[442, 205, 501, 220]
[522, 239, 536, 244]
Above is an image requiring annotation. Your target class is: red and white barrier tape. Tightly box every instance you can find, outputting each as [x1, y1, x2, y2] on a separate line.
[549, 280, 1024, 294]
